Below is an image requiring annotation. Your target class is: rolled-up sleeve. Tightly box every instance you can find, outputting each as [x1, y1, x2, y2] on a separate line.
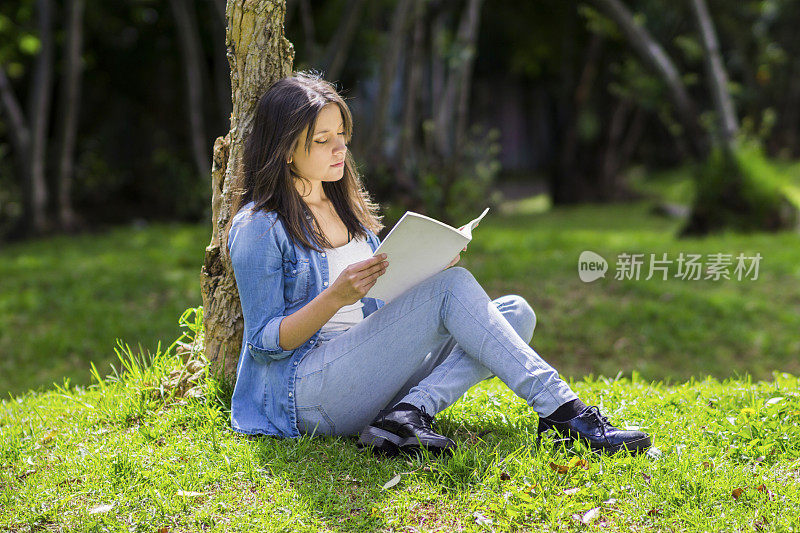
[228, 212, 295, 361]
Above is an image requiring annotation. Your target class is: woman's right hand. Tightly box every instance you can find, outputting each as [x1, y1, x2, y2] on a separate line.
[327, 253, 389, 306]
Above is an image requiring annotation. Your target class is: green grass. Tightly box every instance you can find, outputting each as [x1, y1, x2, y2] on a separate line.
[2, 187, 800, 396]
[0, 222, 206, 396]
[2, 322, 800, 531]
[2, 174, 800, 530]
[470, 200, 800, 382]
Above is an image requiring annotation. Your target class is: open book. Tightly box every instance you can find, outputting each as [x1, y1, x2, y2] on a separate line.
[365, 207, 490, 303]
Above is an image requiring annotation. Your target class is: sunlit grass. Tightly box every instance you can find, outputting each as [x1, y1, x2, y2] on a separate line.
[1, 315, 799, 531]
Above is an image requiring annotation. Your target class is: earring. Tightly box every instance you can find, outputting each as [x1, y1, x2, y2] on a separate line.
[287, 158, 293, 164]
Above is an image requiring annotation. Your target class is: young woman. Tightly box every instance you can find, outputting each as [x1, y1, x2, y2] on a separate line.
[225, 70, 651, 457]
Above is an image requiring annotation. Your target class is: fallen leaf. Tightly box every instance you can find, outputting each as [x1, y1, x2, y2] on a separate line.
[581, 507, 600, 525]
[642, 473, 652, 483]
[175, 490, 204, 497]
[473, 511, 493, 526]
[645, 447, 662, 460]
[647, 508, 661, 516]
[549, 462, 569, 474]
[157, 528, 170, 533]
[88, 503, 114, 514]
[702, 461, 714, 469]
[499, 471, 511, 481]
[16, 469, 36, 480]
[568, 457, 589, 469]
[732, 487, 745, 499]
[382, 474, 402, 490]
[39, 430, 58, 445]
[756, 484, 766, 492]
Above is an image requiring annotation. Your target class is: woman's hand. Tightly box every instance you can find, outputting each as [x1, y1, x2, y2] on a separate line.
[446, 221, 479, 269]
[327, 254, 389, 306]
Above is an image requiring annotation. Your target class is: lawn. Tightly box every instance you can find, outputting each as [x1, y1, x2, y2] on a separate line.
[0, 222, 207, 396]
[2, 180, 800, 530]
[2, 327, 799, 531]
[2, 189, 798, 397]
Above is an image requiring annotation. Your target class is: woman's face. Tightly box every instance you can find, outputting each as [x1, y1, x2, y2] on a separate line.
[289, 103, 347, 187]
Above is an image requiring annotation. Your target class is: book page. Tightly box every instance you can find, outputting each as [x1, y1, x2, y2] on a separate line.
[366, 208, 489, 303]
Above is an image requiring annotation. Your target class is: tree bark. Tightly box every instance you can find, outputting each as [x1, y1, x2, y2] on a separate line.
[588, 0, 707, 158]
[55, 0, 85, 232]
[689, 0, 738, 149]
[28, 0, 55, 234]
[397, 0, 427, 195]
[555, 32, 603, 204]
[0, 68, 31, 181]
[438, 0, 484, 212]
[170, 0, 210, 180]
[201, 0, 294, 380]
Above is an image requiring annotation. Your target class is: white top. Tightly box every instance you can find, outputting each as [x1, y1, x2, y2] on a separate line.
[319, 234, 374, 333]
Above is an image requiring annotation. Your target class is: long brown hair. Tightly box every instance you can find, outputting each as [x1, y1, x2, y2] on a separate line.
[228, 70, 383, 254]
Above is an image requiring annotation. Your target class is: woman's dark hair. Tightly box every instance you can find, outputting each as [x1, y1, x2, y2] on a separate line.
[228, 70, 383, 254]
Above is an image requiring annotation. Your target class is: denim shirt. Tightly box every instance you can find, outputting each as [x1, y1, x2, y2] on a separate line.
[226, 200, 385, 437]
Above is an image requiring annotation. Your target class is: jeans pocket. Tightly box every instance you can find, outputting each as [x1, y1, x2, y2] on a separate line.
[295, 405, 336, 436]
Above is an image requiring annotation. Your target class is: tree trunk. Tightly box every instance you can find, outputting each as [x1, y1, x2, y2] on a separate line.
[201, 0, 295, 380]
[170, 0, 210, 180]
[554, 32, 603, 204]
[588, 0, 707, 159]
[439, 0, 484, 213]
[55, 0, 85, 232]
[368, 0, 413, 160]
[689, 0, 738, 149]
[28, 0, 54, 234]
[397, 0, 426, 198]
[320, 0, 366, 82]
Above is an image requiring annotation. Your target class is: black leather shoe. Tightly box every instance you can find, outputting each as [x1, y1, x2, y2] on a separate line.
[357, 402, 456, 456]
[537, 405, 651, 455]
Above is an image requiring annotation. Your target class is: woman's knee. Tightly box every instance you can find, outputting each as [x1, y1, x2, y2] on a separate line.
[436, 266, 478, 292]
[497, 294, 536, 343]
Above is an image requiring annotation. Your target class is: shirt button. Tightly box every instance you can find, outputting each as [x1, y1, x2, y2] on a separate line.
[321, 253, 326, 257]
[292, 269, 296, 274]
[323, 281, 328, 286]
[293, 361, 298, 366]
[288, 392, 293, 397]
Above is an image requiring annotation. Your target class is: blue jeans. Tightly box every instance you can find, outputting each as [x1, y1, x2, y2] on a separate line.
[294, 266, 578, 437]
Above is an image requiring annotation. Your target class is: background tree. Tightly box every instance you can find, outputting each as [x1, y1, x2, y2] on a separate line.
[587, 0, 798, 235]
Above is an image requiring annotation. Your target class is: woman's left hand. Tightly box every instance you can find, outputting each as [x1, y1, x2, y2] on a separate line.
[446, 224, 474, 268]
[445, 252, 461, 269]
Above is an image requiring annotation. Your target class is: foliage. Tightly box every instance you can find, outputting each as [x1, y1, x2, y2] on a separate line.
[422, 124, 504, 225]
[686, 138, 799, 234]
